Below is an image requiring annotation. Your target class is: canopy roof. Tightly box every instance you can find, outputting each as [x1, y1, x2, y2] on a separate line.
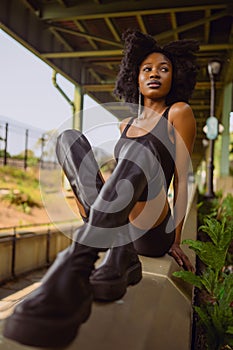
[1, 0, 233, 168]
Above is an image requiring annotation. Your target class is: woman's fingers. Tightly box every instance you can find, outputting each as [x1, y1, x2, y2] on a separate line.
[169, 245, 195, 272]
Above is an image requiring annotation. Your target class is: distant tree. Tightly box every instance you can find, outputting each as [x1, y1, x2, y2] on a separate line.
[35, 130, 57, 162]
[0, 149, 11, 158]
[13, 149, 36, 159]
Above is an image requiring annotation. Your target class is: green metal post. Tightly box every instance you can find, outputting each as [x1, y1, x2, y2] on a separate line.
[220, 82, 232, 176]
[73, 85, 84, 131]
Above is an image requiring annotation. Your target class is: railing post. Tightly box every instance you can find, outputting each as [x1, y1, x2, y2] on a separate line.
[3, 122, 8, 166]
[46, 228, 51, 265]
[11, 227, 17, 278]
[24, 129, 29, 170]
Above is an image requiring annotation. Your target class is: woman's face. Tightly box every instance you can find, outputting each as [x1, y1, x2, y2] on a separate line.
[138, 52, 173, 102]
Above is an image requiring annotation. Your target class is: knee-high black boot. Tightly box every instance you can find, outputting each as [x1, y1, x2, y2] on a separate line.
[56, 129, 104, 222]
[3, 241, 100, 348]
[78, 138, 164, 301]
[57, 129, 142, 300]
[90, 243, 142, 301]
[3, 136, 163, 348]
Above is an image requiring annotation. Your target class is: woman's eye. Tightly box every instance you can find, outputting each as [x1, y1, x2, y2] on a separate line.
[143, 67, 151, 72]
[161, 67, 169, 72]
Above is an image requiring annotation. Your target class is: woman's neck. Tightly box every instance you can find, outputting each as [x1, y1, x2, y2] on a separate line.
[143, 99, 167, 117]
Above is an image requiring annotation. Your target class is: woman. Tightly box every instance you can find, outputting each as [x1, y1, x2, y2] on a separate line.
[3, 30, 199, 348]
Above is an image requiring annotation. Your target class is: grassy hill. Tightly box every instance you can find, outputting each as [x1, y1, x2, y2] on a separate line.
[0, 166, 81, 229]
[0, 166, 42, 213]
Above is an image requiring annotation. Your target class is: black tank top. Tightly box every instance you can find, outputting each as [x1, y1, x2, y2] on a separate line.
[114, 107, 175, 199]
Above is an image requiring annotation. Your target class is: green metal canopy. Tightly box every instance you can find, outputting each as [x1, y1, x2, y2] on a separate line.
[0, 0, 233, 170]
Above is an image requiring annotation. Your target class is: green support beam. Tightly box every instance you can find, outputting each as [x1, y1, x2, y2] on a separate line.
[42, 44, 233, 59]
[73, 85, 84, 131]
[220, 82, 233, 176]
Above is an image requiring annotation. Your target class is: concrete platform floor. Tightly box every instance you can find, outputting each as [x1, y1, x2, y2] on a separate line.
[0, 253, 193, 350]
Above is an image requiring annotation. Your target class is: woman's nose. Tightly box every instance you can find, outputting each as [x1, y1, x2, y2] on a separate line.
[150, 69, 160, 78]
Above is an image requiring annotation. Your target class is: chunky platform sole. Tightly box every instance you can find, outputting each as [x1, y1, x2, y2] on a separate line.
[3, 295, 92, 348]
[90, 262, 142, 302]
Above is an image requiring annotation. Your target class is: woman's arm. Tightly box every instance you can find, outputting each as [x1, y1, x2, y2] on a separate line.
[169, 102, 196, 272]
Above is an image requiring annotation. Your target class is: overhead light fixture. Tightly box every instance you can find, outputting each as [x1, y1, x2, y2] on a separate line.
[208, 60, 221, 78]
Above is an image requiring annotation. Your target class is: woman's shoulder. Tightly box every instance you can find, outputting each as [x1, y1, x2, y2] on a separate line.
[169, 101, 192, 113]
[169, 102, 195, 123]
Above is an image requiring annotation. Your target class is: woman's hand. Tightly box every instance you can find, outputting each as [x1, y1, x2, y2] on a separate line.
[168, 242, 195, 272]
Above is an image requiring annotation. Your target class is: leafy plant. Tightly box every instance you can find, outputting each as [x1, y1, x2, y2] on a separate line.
[173, 215, 233, 350]
[3, 190, 41, 213]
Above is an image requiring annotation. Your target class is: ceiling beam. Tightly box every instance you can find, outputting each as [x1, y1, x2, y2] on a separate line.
[154, 10, 228, 42]
[88, 68, 102, 84]
[104, 18, 121, 42]
[196, 82, 223, 89]
[170, 12, 179, 41]
[200, 44, 233, 51]
[41, 2, 227, 21]
[90, 65, 117, 77]
[84, 84, 115, 92]
[56, 0, 67, 6]
[42, 44, 233, 58]
[82, 81, 223, 92]
[49, 27, 74, 51]
[190, 105, 211, 110]
[204, 9, 211, 43]
[48, 9, 227, 47]
[73, 20, 98, 50]
[49, 25, 122, 47]
[136, 14, 147, 34]
[42, 50, 121, 58]
[20, 0, 41, 14]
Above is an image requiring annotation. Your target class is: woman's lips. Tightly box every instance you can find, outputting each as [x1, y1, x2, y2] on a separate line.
[147, 80, 161, 88]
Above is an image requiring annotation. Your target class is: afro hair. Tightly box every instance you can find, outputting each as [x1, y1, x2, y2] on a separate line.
[114, 29, 199, 106]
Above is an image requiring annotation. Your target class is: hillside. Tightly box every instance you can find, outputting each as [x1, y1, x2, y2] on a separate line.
[0, 166, 79, 229]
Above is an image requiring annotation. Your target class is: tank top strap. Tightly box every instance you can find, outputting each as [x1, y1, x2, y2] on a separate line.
[162, 105, 172, 120]
[120, 117, 135, 137]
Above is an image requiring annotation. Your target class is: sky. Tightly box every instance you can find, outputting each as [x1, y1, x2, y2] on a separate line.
[0, 29, 120, 156]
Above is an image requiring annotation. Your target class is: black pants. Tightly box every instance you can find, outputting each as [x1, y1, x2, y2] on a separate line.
[56, 129, 175, 255]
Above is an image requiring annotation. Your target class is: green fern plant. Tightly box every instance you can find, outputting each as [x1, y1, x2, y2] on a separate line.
[173, 217, 233, 350]
[194, 273, 233, 350]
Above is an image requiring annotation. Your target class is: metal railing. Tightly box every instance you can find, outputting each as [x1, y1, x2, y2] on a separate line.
[0, 220, 81, 285]
[0, 118, 49, 170]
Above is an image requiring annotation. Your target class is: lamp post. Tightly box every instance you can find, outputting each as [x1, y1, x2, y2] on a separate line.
[204, 60, 221, 199]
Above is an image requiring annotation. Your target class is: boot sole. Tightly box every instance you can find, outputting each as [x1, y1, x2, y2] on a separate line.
[3, 295, 92, 348]
[90, 262, 142, 302]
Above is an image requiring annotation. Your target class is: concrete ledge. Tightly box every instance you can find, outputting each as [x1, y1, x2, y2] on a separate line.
[141, 254, 193, 300]
[0, 239, 12, 282]
[0, 185, 197, 350]
[74, 272, 192, 350]
[0, 255, 193, 350]
[70, 184, 197, 350]
[0, 283, 40, 320]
